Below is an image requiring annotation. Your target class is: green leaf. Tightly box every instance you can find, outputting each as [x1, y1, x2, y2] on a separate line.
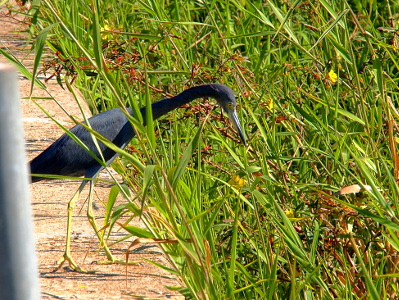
[31, 23, 57, 94]
[121, 225, 154, 238]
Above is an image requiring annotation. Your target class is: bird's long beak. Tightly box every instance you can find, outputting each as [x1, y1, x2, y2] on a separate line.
[227, 109, 246, 145]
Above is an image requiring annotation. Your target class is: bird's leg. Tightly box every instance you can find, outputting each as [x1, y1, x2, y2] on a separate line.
[86, 179, 139, 266]
[54, 180, 93, 273]
[86, 179, 116, 262]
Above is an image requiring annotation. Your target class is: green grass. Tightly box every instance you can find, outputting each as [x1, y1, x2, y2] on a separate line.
[5, 0, 399, 298]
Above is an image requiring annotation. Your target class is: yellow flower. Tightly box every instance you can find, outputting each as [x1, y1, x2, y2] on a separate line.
[285, 209, 306, 222]
[228, 175, 246, 189]
[285, 209, 295, 218]
[101, 23, 112, 40]
[328, 69, 338, 83]
[268, 98, 274, 110]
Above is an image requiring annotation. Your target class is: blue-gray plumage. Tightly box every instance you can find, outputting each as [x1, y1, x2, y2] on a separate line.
[30, 84, 246, 182]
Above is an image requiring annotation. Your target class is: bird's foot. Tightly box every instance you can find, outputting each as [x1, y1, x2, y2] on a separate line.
[95, 259, 140, 266]
[53, 253, 95, 273]
[96, 248, 140, 265]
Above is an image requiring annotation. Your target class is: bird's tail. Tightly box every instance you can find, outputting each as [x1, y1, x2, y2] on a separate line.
[30, 175, 46, 183]
[29, 160, 47, 183]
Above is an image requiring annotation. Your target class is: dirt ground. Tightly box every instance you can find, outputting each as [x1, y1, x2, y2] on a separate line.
[1, 3, 183, 299]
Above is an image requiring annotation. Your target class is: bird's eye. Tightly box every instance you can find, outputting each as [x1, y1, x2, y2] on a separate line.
[226, 103, 234, 109]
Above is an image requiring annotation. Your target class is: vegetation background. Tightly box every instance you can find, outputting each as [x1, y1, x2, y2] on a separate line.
[4, 0, 399, 298]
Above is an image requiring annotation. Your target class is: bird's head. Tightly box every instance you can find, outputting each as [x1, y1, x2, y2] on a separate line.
[210, 84, 246, 145]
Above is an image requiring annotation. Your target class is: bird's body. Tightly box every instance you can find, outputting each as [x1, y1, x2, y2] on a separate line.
[29, 83, 245, 272]
[30, 84, 245, 182]
[30, 107, 135, 181]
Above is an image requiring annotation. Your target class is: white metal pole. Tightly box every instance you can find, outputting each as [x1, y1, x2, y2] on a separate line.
[0, 63, 40, 300]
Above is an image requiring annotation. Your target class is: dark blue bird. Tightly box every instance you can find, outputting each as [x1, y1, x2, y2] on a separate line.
[29, 83, 246, 272]
[30, 84, 245, 181]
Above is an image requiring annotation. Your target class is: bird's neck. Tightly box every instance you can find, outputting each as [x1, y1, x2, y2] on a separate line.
[146, 85, 220, 121]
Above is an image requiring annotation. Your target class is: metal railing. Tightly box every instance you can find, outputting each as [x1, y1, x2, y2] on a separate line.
[0, 63, 40, 300]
